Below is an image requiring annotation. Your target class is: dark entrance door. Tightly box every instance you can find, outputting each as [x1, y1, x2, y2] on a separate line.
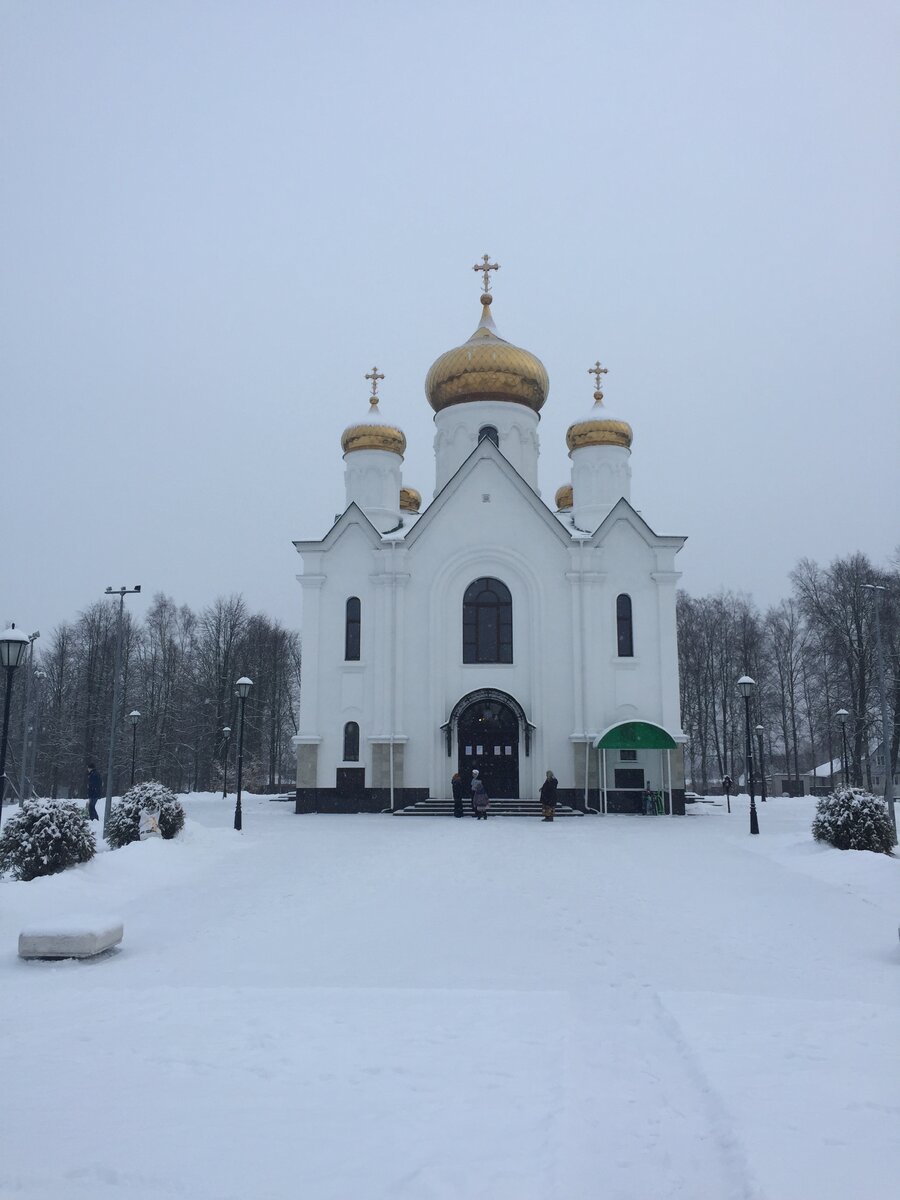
[457, 699, 519, 799]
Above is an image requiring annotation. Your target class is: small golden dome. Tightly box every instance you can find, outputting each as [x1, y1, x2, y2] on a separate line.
[425, 302, 549, 413]
[341, 398, 406, 457]
[566, 391, 633, 452]
[555, 484, 573, 511]
[399, 486, 421, 513]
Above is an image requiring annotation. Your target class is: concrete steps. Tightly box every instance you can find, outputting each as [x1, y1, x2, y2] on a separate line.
[393, 797, 584, 818]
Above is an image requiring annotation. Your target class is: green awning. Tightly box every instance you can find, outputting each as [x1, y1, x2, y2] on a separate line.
[594, 722, 677, 751]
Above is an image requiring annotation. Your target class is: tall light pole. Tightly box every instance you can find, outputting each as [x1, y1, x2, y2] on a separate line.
[755, 724, 767, 803]
[0, 626, 31, 827]
[102, 586, 141, 833]
[738, 675, 759, 835]
[234, 678, 253, 831]
[222, 726, 231, 799]
[129, 710, 141, 788]
[17, 631, 39, 802]
[835, 709, 850, 787]
[862, 582, 896, 840]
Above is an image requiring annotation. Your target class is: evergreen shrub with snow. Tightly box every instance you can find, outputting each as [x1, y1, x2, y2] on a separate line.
[0, 798, 96, 881]
[106, 781, 185, 849]
[811, 787, 895, 854]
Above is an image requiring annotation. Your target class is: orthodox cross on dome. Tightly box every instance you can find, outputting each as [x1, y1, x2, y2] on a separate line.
[365, 365, 385, 405]
[588, 359, 608, 400]
[473, 254, 500, 297]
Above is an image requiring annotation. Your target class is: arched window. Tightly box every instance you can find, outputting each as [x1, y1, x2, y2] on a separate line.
[463, 577, 513, 663]
[616, 593, 634, 657]
[343, 721, 360, 762]
[478, 424, 499, 447]
[345, 597, 361, 661]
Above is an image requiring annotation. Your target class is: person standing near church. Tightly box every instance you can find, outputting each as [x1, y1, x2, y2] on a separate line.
[470, 768, 480, 817]
[472, 776, 489, 819]
[451, 772, 464, 818]
[540, 769, 558, 821]
[86, 763, 103, 822]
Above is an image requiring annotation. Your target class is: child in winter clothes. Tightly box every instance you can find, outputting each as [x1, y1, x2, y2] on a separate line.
[472, 778, 489, 819]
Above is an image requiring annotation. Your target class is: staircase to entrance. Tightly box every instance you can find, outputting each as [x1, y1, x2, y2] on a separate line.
[393, 797, 584, 817]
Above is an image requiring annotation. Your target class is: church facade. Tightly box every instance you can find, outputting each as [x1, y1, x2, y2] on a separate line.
[293, 262, 687, 815]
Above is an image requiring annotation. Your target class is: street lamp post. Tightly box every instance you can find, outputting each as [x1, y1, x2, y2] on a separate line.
[234, 678, 253, 831]
[17, 631, 39, 803]
[835, 709, 850, 787]
[862, 583, 896, 841]
[222, 726, 231, 799]
[755, 724, 767, 803]
[737, 675, 759, 835]
[0, 626, 31, 828]
[129, 710, 141, 788]
[102, 585, 141, 833]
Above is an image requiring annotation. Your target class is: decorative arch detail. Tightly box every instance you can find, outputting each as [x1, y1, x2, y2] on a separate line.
[441, 688, 535, 757]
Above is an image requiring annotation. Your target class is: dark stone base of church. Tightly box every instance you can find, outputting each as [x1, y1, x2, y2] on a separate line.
[296, 787, 685, 816]
[295, 787, 429, 814]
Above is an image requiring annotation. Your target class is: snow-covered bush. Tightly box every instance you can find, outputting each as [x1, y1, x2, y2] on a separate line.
[0, 799, 96, 881]
[811, 787, 895, 854]
[106, 781, 185, 849]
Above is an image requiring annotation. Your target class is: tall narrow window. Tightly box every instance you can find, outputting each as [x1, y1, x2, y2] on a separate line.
[463, 577, 513, 663]
[478, 424, 499, 447]
[345, 596, 361, 661]
[343, 721, 360, 762]
[616, 593, 634, 657]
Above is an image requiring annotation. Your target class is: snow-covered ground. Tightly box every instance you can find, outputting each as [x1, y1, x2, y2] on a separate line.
[1, 794, 897, 1200]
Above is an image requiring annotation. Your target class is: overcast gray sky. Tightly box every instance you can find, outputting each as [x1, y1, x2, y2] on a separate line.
[2, 0, 898, 640]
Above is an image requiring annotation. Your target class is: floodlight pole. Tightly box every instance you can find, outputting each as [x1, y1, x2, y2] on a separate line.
[102, 586, 141, 833]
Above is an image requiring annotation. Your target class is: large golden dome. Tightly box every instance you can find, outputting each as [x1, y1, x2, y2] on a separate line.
[342, 397, 406, 457]
[425, 298, 549, 413]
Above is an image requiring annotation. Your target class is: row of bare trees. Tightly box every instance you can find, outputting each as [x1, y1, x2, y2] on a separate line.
[678, 551, 899, 794]
[7, 594, 300, 800]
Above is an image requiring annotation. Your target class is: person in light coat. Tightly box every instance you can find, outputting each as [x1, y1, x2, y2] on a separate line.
[472, 777, 489, 819]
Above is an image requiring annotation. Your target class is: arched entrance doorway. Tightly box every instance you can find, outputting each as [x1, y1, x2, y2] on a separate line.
[456, 697, 520, 799]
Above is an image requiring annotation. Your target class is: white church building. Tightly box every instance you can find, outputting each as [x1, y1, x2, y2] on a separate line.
[293, 261, 688, 815]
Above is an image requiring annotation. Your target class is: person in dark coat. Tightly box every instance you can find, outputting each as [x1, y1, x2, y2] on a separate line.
[451, 772, 464, 818]
[540, 770, 558, 821]
[86, 763, 103, 821]
[472, 777, 489, 819]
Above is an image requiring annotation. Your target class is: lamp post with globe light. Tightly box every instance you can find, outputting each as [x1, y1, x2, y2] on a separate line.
[129, 710, 141, 788]
[861, 583, 896, 841]
[17, 630, 39, 803]
[222, 726, 231, 799]
[0, 626, 31, 827]
[234, 679, 253, 831]
[737, 675, 759, 835]
[755, 724, 767, 803]
[835, 709, 850, 786]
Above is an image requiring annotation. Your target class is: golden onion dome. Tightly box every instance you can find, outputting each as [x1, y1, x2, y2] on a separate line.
[341, 397, 406, 457]
[425, 297, 550, 413]
[399, 486, 421, 513]
[566, 381, 633, 452]
[555, 484, 573, 511]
